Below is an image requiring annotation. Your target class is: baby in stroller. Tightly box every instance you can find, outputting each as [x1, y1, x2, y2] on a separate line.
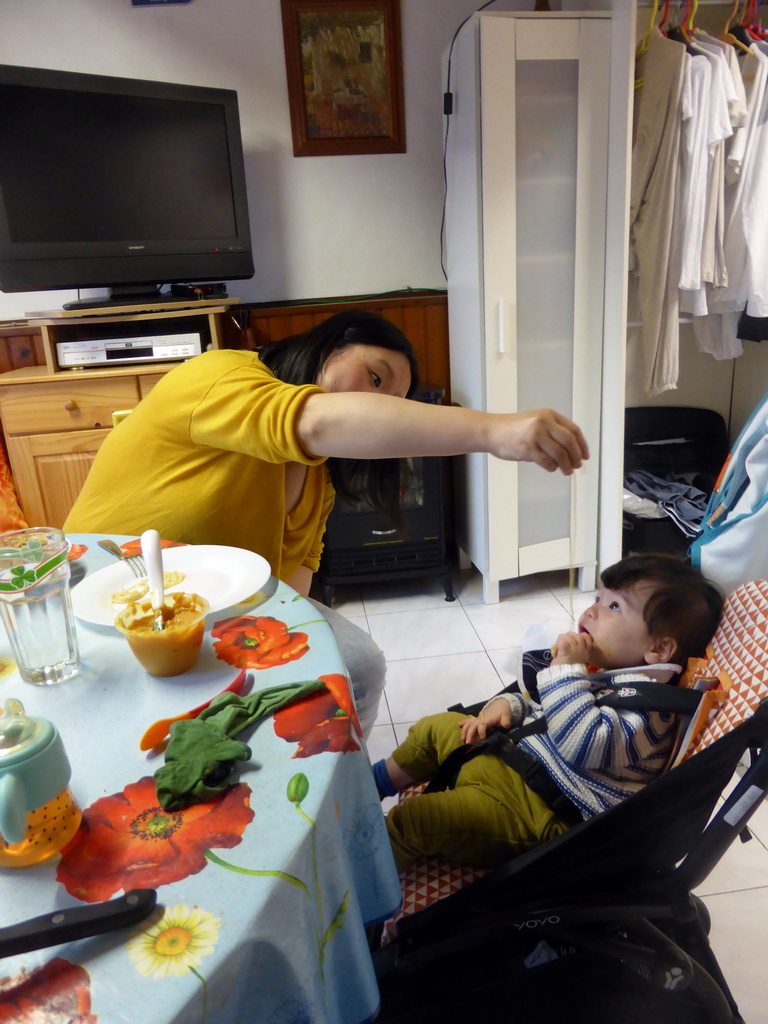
[372, 553, 723, 872]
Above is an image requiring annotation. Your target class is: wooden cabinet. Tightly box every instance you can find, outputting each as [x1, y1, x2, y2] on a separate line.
[10, 426, 111, 528]
[0, 376, 139, 435]
[0, 301, 230, 528]
[0, 364, 167, 528]
[445, 12, 611, 603]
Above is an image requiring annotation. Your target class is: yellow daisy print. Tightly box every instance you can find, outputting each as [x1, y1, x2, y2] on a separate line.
[127, 904, 220, 978]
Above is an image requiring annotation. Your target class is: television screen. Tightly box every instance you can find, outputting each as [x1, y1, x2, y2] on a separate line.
[0, 64, 254, 307]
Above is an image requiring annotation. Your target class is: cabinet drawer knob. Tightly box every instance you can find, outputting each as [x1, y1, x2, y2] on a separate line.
[63, 400, 79, 411]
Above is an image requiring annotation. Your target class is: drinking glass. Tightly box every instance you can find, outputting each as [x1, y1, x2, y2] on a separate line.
[0, 528, 80, 685]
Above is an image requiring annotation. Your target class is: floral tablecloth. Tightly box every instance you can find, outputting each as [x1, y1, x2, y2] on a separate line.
[0, 535, 401, 1024]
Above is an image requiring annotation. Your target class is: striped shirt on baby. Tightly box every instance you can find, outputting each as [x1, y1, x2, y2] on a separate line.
[491, 663, 678, 819]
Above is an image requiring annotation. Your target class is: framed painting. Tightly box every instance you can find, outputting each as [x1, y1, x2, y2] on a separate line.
[280, 0, 406, 157]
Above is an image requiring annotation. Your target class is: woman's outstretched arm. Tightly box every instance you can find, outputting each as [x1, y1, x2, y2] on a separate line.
[297, 392, 589, 475]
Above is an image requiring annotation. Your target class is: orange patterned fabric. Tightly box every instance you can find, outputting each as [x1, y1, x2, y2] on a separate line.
[382, 855, 488, 944]
[0, 439, 26, 533]
[681, 580, 768, 757]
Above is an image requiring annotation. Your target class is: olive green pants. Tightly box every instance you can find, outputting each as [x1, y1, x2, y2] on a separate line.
[386, 712, 569, 872]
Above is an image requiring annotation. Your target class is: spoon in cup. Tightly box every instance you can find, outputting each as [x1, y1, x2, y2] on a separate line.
[140, 529, 165, 631]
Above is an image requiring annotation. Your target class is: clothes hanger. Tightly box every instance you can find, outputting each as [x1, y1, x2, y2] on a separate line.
[738, 0, 756, 37]
[637, 0, 661, 56]
[729, 0, 757, 47]
[667, 0, 698, 53]
[684, 0, 703, 46]
[752, 3, 768, 40]
[719, 0, 755, 54]
[635, 0, 660, 90]
[658, 0, 672, 36]
[744, 0, 768, 39]
[666, 0, 685, 40]
[685, 0, 699, 34]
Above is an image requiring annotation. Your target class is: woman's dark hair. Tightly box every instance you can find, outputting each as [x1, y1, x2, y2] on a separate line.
[259, 310, 420, 524]
[601, 552, 724, 667]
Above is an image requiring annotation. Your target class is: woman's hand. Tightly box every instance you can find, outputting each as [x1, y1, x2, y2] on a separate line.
[486, 408, 589, 475]
[459, 697, 513, 744]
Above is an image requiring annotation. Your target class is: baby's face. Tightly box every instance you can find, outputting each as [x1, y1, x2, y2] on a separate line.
[577, 582, 657, 669]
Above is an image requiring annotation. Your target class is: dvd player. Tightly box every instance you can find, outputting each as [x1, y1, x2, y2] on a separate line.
[57, 332, 202, 368]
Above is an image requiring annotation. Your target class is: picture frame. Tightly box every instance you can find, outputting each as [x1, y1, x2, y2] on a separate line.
[280, 0, 406, 157]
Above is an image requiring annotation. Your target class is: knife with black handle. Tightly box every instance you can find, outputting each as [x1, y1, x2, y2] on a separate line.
[0, 888, 157, 958]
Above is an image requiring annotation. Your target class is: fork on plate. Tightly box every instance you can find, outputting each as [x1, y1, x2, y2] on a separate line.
[97, 540, 147, 579]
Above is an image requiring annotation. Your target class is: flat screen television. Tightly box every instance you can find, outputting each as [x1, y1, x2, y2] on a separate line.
[0, 63, 254, 308]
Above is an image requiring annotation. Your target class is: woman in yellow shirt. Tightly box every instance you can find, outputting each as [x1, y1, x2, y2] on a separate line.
[65, 311, 588, 735]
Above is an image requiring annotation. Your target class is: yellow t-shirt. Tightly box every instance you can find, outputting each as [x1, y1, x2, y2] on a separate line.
[64, 350, 335, 582]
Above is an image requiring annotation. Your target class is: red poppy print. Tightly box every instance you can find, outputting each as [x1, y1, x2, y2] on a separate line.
[212, 615, 309, 669]
[67, 543, 88, 561]
[274, 674, 361, 757]
[0, 957, 95, 1024]
[56, 777, 253, 903]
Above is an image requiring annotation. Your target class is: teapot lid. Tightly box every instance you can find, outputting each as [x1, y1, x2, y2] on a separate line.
[0, 698, 54, 763]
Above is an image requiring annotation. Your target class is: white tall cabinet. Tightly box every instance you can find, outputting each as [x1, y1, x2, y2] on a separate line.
[445, 11, 612, 604]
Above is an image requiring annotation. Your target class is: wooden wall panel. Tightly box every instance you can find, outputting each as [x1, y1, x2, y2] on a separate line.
[227, 291, 451, 402]
[0, 328, 45, 372]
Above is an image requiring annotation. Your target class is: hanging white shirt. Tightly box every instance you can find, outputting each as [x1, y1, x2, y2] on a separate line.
[743, 41, 768, 317]
[694, 30, 747, 128]
[690, 34, 737, 287]
[678, 53, 712, 293]
[679, 40, 734, 315]
[693, 44, 768, 357]
[711, 43, 768, 312]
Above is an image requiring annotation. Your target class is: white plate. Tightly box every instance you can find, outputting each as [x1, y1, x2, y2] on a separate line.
[71, 544, 271, 627]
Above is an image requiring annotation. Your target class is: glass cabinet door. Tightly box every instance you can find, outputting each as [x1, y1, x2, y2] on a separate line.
[514, 55, 579, 549]
[480, 15, 609, 587]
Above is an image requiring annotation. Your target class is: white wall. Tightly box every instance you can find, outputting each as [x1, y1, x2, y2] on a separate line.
[0, 0, 536, 319]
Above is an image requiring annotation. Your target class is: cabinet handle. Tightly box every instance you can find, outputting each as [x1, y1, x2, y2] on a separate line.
[371, 528, 397, 536]
[497, 298, 505, 354]
[63, 400, 79, 411]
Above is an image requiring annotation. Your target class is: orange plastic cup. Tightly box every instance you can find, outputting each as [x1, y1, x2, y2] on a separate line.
[0, 786, 82, 867]
[114, 593, 209, 677]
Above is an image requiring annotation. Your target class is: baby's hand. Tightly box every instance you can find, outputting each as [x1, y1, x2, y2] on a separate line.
[459, 697, 512, 744]
[551, 631, 598, 666]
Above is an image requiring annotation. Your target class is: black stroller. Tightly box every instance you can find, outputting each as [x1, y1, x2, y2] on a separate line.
[371, 583, 768, 1024]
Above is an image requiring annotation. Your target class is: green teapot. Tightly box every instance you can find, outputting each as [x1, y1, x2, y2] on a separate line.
[0, 698, 81, 866]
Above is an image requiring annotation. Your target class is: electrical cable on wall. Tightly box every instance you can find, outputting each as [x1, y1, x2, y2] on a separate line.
[439, 0, 501, 280]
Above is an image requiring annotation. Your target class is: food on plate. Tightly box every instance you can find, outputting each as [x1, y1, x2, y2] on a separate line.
[110, 570, 186, 604]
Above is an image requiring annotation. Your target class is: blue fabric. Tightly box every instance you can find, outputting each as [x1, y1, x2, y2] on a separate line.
[624, 470, 708, 537]
[690, 393, 768, 594]
[372, 758, 398, 799]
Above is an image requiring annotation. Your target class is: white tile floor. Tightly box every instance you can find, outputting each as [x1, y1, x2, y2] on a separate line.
[325, 566, 768, 1023]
